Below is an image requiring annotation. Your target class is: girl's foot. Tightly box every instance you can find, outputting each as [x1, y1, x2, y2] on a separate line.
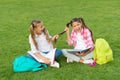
[89, 59, 96, 66]
[67, 58, 73, 63]
[83, 59, 94, 64]
[50, 61, 60, 68]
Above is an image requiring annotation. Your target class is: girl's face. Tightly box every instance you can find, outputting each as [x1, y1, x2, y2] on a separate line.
[34, 23, 44, 35]
[72, 22, 82, 31]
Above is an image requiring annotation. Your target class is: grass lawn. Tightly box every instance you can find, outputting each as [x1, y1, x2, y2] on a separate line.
[0, 0, 120, 80]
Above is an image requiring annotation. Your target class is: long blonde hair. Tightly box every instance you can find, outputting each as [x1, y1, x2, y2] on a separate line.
[30, 20, 51, 49]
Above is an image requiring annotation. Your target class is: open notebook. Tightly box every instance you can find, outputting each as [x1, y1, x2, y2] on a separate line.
[29, 49, 56, 65]
[66, 48, 91, 54]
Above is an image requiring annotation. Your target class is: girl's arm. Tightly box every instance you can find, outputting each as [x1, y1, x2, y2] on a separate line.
[85, 28, 94, 51]
[51, 35, 59, 42]
[75, 49, 91, 56]
[51, 27, 70, 43]
[64, 27, 75, 46]
[81, 49, 91, 56]
[34, 52, 50, 64]
[64, 27, 71, 41]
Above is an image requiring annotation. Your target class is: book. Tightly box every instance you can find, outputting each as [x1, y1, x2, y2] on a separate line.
[66, 48, 91, 54]
[28, 48, 56, 64]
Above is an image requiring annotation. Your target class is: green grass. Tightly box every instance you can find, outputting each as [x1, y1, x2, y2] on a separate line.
[0, 0, 120, 80]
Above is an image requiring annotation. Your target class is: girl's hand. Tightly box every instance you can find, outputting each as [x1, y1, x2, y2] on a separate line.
[42, 57, 51, 64]
[75, 53, 80, 56]
[54, 35, 59, 40]
[52, 35, 59, 41]
[79, 53, 85, 56]
[75, 52, 85, 56]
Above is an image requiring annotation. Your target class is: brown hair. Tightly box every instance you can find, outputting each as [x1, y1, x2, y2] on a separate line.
[66, 17, 94, 43]
[30, 20, 51, 49]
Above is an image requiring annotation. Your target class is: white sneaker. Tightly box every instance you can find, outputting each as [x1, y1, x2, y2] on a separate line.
[67, 58, 73, 63]
[50, 61, 60, 68]
[83, 60, 94, 64]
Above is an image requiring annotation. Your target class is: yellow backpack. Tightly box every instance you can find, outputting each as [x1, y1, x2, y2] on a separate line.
[94, 38, 114, 65]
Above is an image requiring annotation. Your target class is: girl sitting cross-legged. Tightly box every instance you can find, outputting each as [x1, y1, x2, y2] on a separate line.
[27, 19, 62, 68]
[62, 17, 94, 64]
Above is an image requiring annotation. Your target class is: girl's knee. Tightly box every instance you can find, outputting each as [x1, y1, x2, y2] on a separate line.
[62, 49, 66, 54]
[55, 49, 62, 58]
[62, 49, 69, 56]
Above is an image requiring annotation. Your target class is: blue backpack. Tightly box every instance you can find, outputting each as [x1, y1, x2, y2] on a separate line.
[13, 56, 47, 72]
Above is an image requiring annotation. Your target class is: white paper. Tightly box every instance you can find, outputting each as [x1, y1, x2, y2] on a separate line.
[29, 48, 56, 64]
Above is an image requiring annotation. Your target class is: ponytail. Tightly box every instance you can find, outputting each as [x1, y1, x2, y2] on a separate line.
[30, 25, 38, 50]
[79, 17, 86, 27]
[66, 22, 70, 27]
[79, 18, 94, 43]
[43, 28, 51, 43]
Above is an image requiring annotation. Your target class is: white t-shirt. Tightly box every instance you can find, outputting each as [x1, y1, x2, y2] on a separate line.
[28, 32, 53, 54]
[74, 33, 86, 50]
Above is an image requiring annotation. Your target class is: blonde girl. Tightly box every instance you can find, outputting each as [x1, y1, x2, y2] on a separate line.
[27, 20, 62, 68]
